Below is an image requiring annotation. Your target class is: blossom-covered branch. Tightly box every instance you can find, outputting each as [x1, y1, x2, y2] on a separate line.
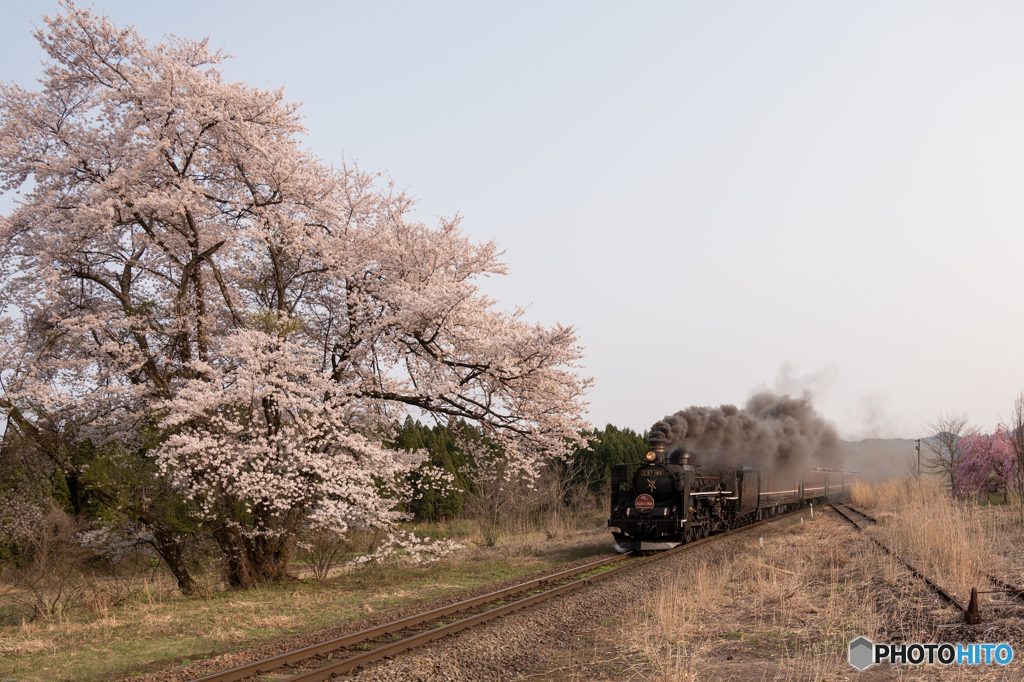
[0, 3, 590, 588]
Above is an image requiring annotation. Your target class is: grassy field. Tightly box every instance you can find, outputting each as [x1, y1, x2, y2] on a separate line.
[8, 481, 1024, 681]
[0, 514, 612, 682]
[848, 478, 1020, 610]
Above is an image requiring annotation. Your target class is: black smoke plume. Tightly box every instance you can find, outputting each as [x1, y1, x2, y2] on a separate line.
[648, 392, 843, 473]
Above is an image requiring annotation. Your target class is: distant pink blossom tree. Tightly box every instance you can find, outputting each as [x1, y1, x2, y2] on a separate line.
[0, 4, 589, 588]
[953, 429, 1015, 502]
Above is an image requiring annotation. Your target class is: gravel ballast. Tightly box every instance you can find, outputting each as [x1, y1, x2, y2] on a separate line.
[353, 519, 791, 682]
[121, 516, 799, 682]
[119, 550, 625, 682]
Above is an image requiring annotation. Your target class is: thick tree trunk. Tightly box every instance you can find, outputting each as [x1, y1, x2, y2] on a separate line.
[207, 496, 311, 588]
[149, 527, 198, 595]
[273, 549, 291, 577]
[212, 520, 301, 588]
[213, 524, 289, 588]
[214, 524, 260, 589]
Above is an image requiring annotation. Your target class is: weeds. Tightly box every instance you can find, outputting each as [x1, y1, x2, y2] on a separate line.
[851, 477, 999, 606]
[1, 504, 91, 624]
[614, 480, 1024, 680]
[300, 528, 356, 582]
[0, 507, 610, 682]
[626, 515, 879, 680]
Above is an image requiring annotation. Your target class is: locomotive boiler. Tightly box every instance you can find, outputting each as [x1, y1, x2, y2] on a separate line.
[607, 445, 848, 552]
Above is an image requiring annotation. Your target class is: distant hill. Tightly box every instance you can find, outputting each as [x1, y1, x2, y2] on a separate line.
[841, 438, 924, 480]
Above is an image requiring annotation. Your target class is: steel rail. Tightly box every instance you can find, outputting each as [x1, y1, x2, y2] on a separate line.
[188, 552, 631, 682]
[276, 508, 809, 682]
[839, 503, 1024, 604]
[983, 575, 1024, 602]
[191, 508, 808, 682]
[830, 503, 969, 616]
[840, 503, 879, 524]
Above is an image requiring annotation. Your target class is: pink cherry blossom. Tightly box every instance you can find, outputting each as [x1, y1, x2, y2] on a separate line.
[953, 429, 1015, 500]
[0, 3, 590, 587]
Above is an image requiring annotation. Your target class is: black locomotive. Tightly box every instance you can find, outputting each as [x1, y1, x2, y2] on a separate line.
[608, 444, 849, 551]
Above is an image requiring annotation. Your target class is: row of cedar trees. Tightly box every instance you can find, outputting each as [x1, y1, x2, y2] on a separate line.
[24, 420, 651, 529]
[390, 419, 649, 520]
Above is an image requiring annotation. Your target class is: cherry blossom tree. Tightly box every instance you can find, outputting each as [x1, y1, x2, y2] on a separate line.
[953, 429, 1015, 502]
[0, 4, 589, 588]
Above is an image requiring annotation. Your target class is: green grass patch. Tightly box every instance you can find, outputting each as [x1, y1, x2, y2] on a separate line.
[0, 518, 613, 682]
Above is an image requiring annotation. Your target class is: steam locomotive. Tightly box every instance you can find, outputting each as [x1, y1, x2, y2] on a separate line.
[608, 444, 849, 551]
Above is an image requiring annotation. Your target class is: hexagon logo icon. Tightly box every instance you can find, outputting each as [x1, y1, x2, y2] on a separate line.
[849, 636, 874, 671]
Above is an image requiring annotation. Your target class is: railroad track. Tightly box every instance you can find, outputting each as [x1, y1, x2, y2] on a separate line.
[831, 502, 973, 620]
[834, 502, 1024, 616]
[835, 502, 878, 526]
[190, 509, 807, 682]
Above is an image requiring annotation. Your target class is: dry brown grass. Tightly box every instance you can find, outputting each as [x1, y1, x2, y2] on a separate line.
[609, 482, 1024, 681]
[851, 478, 1002, 608]
[0, 511, 612, 682]
[626, 515, 883, 681]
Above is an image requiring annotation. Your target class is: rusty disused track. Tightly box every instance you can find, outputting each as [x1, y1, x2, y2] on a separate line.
[837, 503, 878, 525]
[830, 502, 971, 618]
[191, 509, 806, 682]
[837, 502, 1024, 608]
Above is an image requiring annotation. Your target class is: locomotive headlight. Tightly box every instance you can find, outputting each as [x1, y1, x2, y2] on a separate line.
[645, 451, 657, 461]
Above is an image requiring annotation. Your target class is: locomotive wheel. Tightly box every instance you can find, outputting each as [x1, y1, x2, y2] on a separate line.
[701, 523, 710, 539]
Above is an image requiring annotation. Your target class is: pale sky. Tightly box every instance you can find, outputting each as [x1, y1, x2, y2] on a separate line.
[3, 2, 1024, 439]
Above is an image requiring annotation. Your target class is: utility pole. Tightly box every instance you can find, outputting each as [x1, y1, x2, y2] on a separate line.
[916, 438, 921, 479]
